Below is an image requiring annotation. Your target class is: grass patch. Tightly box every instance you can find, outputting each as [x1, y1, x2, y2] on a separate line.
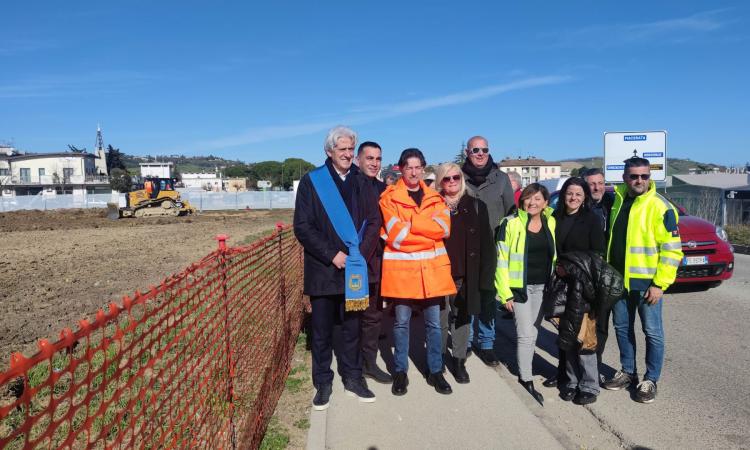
[284, 352, 308, 393]
[296, 331, 307, 347]
[288, 365, 306, 377]
[284, 377, 305, 394]
[293, 418, 310, 430]
[259, 417, 290, 450]
[727, 224, 750, 246]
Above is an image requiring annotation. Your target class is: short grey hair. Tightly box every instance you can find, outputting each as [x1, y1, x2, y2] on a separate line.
[324, 126, 357, 153]
[506, 170, 521, 185]
[582, 167, 604, 180]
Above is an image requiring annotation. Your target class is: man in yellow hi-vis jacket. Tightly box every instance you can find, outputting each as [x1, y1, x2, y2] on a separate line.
[602, 157, 683, 403]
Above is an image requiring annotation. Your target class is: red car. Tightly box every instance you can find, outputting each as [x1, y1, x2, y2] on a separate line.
[549, 189, 734, 288]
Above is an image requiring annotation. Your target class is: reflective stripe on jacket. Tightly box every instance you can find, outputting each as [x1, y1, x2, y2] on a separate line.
[606, 181, 683, 291]
[379, 178, 457, 299]
[494, 207, 557, 304]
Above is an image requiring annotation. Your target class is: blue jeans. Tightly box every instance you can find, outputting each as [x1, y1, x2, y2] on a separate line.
[468, 290, 496, 350]
[612, 290, 665, 382]
[393, 299, 443, 374]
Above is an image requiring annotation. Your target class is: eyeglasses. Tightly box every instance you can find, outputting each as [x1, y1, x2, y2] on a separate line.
[628, 173, 650, 181]
[442, 175, 461, 183]
[469, 147, 489, 154]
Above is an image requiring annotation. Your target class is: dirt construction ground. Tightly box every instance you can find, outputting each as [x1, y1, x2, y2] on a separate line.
[0, 208, 293, 371]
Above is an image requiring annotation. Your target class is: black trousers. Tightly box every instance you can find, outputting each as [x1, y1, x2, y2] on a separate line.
[360, 283, 383, 365]
[310, 294, 362, 387]
[595, 302, 612, 367]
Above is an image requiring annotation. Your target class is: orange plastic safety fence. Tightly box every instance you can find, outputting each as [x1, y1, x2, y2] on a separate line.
[0, 224, 305, 450]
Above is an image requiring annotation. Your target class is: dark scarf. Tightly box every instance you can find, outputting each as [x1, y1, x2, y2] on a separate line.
[462, 154, 495, 186]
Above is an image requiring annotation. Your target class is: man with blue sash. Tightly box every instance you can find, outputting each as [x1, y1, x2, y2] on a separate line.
[294, 126, 382, 411]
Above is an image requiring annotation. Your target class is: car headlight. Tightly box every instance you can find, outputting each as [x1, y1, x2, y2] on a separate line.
[715, 226, 729, 242]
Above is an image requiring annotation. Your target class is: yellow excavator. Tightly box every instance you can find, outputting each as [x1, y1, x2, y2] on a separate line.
[107, 177, 195, 219]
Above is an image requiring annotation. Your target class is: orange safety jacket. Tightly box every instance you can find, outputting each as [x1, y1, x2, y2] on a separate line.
[379, 178, 457, 299]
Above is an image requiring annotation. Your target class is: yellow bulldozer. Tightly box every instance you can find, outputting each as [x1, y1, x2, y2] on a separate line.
[107, 177, 195, 219]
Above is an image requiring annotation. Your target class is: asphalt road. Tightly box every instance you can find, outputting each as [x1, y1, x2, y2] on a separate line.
[494, 253, 750, 449]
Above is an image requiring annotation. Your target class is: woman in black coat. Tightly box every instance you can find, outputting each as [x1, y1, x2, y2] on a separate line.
[548, 177, 605, 405]
[435, 162, 495, 384]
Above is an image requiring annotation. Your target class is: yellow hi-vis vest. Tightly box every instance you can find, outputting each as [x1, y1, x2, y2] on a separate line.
[607, 181, 683, 291]
[494, 207, 556, 304]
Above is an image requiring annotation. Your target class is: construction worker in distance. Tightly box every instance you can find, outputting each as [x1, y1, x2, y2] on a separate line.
[602, 157, 683, 403]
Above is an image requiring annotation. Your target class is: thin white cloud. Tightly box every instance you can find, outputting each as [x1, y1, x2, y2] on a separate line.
[0, 71, 156, 98]
[196, 75, 572, 151]
[543, 9, 732, 48]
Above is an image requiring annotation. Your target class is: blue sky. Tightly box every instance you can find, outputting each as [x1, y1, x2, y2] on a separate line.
[1, 1, 748, 166]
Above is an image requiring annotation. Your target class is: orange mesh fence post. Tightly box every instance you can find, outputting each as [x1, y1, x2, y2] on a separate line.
[0, 224, 305, 450]
[215, 234, 237, 449]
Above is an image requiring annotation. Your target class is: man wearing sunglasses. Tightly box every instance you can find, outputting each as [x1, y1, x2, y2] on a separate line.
[461, 136, 516, 367]
[603, 157, 683, 404]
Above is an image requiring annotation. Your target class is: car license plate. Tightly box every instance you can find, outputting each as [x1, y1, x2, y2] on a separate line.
[683, 256, 708, 266]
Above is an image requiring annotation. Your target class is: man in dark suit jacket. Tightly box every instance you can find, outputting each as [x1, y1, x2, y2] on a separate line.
[294, 126, 382, 411]
[582, 168, 616, 379]
[355, 141, 392, 384]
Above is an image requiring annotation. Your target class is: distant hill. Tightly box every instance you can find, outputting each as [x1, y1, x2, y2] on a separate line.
[120, 152, 316, 189]
[122, 154, 243, 175]
[557, 156, 726, 175]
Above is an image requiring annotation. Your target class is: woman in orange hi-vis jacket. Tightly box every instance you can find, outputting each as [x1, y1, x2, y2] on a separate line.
[380, 148, 457, 397]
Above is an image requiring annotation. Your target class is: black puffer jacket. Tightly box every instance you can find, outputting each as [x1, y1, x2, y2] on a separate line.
[544, 251, 624, 351]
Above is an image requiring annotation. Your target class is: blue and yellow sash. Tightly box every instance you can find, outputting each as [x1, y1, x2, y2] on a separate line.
[309, 165, 369, 311]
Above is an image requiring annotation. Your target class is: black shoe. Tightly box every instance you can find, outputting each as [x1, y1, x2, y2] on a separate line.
[451, 357, 470, 384]
[343, 377, 376, 403]
[559, 387, 577, 402]
[635, 380, 657, 404]
[602, 370, 637, 391]
[573, 391, 597, 405]
[475, 348, 499, 367]
[426, 372, 453, 395]
[363, 360, 393, 384]
[312, 383, 333, 411]
[466, 347, 473, 358]
[542, 376, 558, 388]
[519, 379, 544, 406]
[392, 372, 408, 396]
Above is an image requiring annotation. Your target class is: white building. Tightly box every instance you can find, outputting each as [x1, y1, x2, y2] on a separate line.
[181, 172, 224, 191]
[139, 162, 173, 178]
[498, 157, 562, 187]
[1, 146, 110, 196]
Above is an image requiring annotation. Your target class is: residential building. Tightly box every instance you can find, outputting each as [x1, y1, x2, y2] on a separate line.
[181, 172, 224, 191]
[498, 157, 561, 187]
[225, 178, 247, 192]
[1, 146, 109, 196]
[139, 162, 173, 178]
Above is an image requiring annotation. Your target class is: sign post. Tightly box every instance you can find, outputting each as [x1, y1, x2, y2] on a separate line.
[604, 131, 667, 183]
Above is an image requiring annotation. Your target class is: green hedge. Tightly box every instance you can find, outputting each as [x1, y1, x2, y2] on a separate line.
[726, 225, 750, 246]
